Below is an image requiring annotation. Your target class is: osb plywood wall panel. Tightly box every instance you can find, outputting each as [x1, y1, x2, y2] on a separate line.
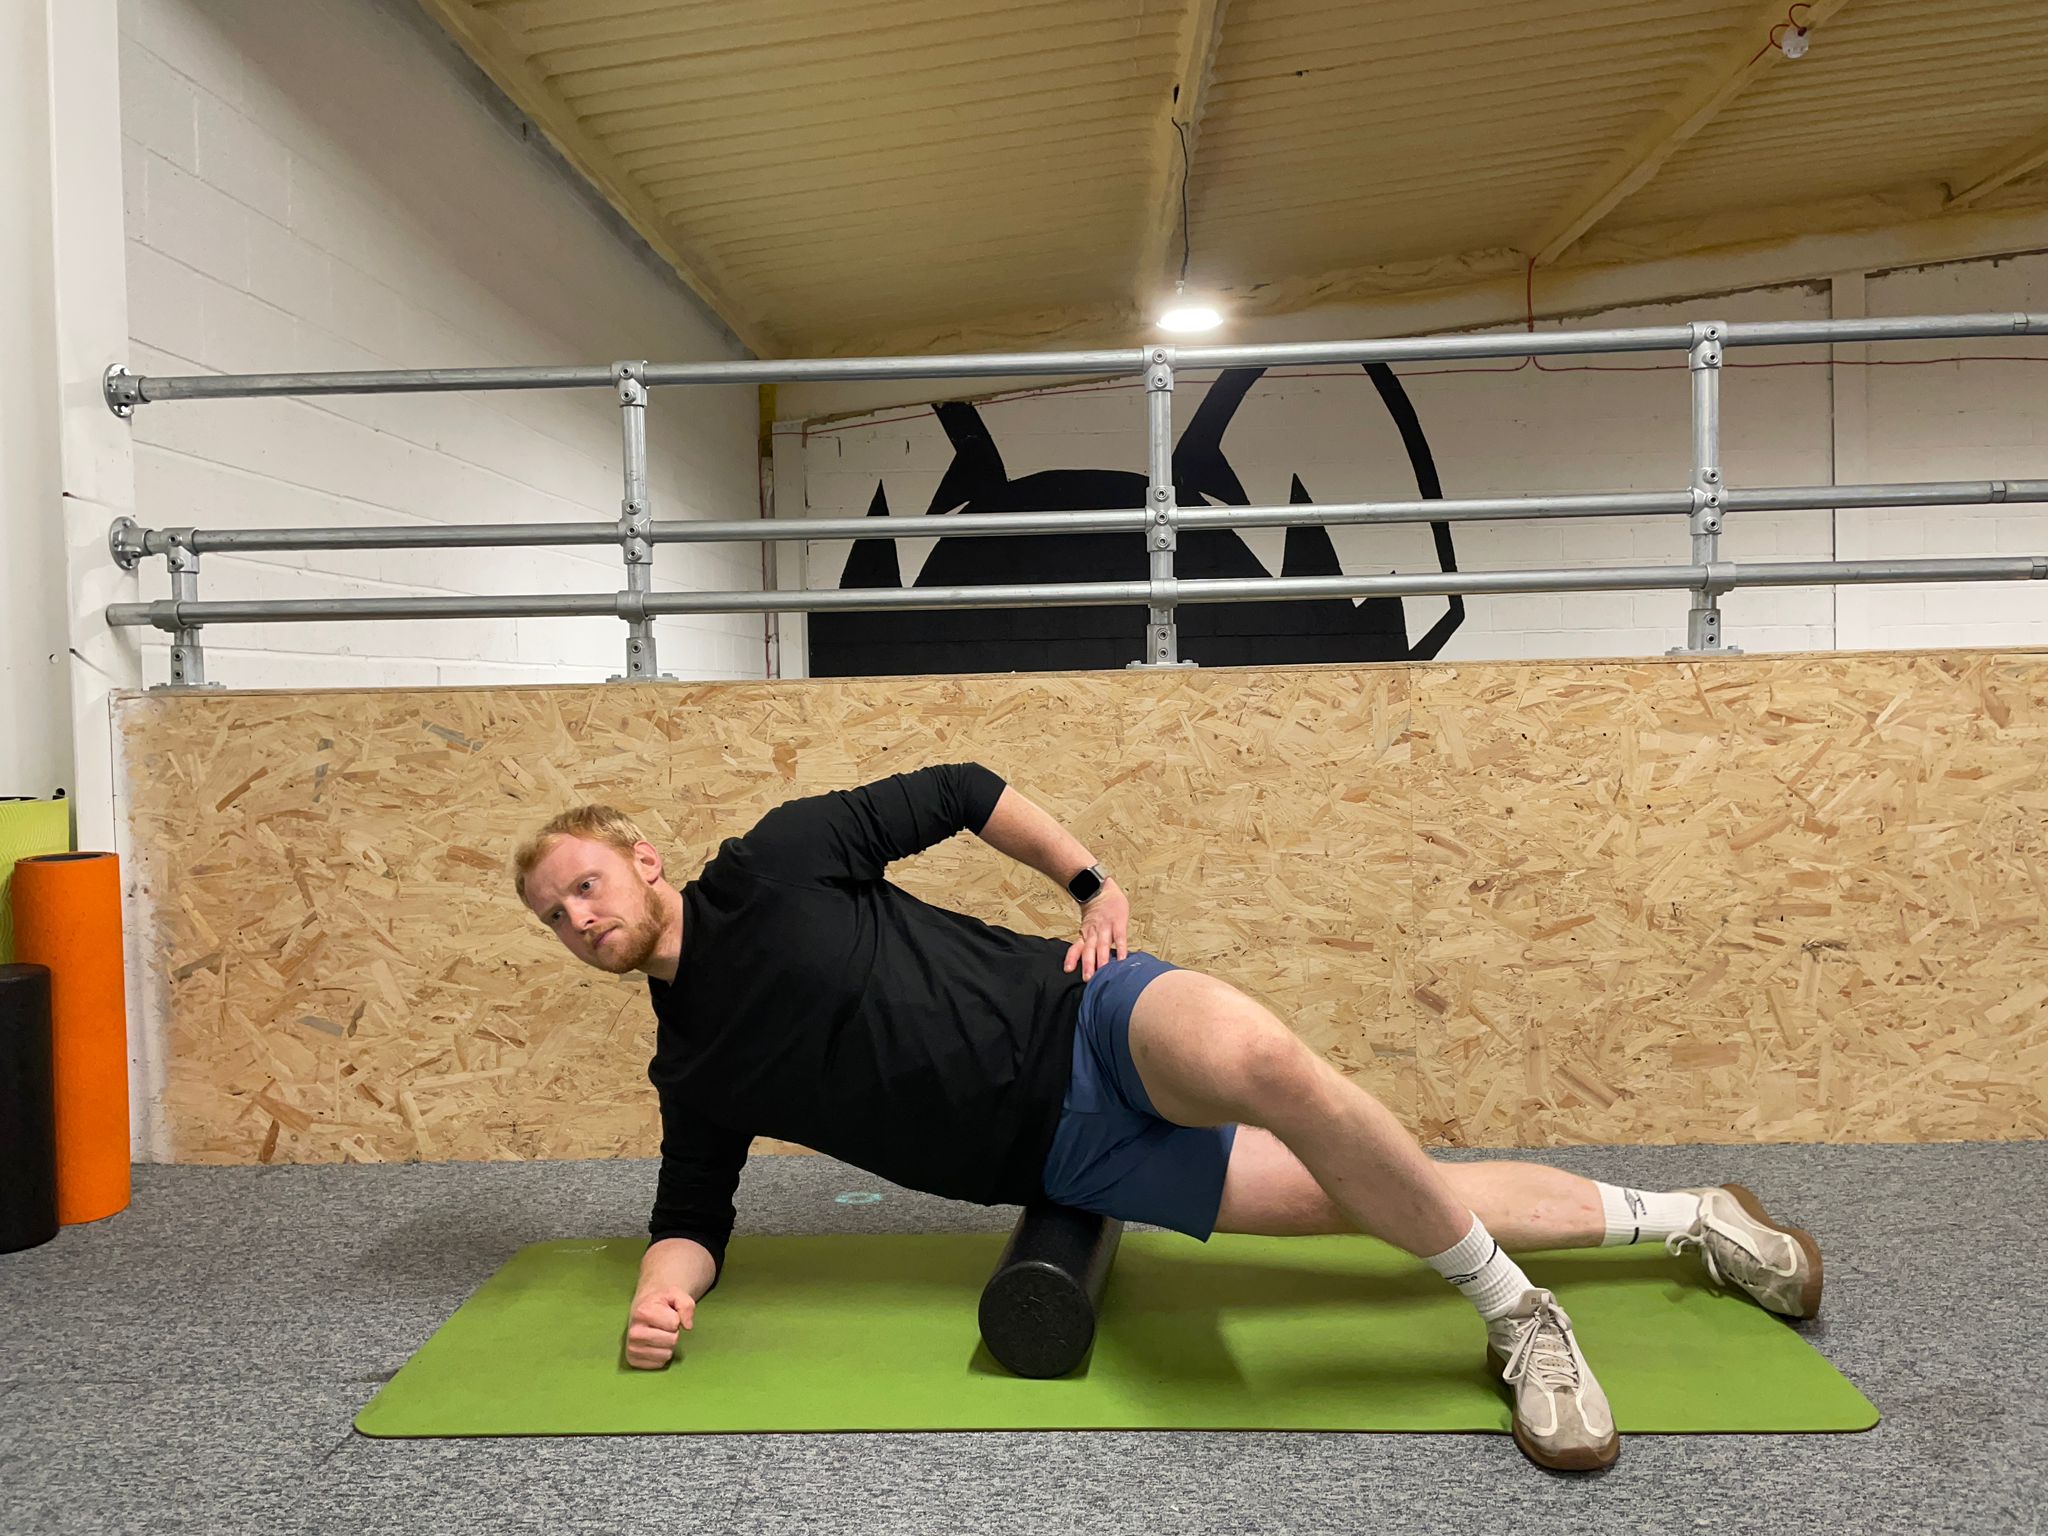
[113, 652, 2048, 1166]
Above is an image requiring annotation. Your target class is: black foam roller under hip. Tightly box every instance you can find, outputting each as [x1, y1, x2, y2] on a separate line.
[0, 963, 59, 1254]
[977, 1202, 1124, 1378]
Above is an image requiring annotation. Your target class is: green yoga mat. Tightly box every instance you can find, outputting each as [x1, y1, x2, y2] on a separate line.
[354, 1233, 1878, 1438]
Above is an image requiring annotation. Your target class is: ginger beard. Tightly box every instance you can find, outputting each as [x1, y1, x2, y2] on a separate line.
[583, 874, 667, 975]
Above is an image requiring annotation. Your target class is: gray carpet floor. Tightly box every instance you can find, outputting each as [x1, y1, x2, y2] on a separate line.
[1, 1142, 2041, 1536]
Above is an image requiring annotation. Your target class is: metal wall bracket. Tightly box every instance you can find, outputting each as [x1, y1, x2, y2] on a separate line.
[104, 364, 140, 418]
[108, 516, 148, 571]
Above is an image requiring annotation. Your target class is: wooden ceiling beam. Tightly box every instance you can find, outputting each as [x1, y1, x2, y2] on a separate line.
[1133, 0, 1232, 306]
[413, 0, 778, 355]
[1526, 0, 1854, 267]
[1946, 121, 2048, 211]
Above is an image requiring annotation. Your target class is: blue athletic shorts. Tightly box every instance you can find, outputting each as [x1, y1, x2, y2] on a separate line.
[1039, 951, 1239, 1240]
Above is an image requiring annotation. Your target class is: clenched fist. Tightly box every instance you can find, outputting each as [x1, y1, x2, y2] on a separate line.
[625, 1284, 695, 1370]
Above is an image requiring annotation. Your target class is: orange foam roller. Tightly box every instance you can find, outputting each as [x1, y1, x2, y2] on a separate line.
[11, 852, 130, 1225]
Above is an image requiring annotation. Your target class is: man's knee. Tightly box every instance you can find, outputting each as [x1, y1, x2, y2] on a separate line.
[1131, 971, 1318, 1125]
[1237, 1022, 1326, 1118]
[1194, 985, 1322, 1121]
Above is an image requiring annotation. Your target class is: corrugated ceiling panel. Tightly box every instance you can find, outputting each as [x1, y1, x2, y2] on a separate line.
[490, 0, 1184, 344]
[1189, 0, 1754, 277]
[425, 0, 2048, 352]
[1612, 0, 2048, 225]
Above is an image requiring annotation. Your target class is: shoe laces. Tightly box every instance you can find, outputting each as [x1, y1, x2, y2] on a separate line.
[1665, 1211, 1768, 1291]
[1500, 1296, 1580, 1394]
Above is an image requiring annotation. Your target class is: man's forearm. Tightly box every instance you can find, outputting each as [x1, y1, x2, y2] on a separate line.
[643, 1236, 720, 1300]
[975, 786, 1100, 889]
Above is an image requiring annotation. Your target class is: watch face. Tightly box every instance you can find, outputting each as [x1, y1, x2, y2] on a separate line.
[1072, 868, 1103, 902]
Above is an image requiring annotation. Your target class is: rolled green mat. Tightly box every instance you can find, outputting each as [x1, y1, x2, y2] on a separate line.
[0, 798, 72, 965]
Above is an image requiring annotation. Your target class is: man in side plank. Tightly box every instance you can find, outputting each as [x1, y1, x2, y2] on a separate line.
[514, 763, 1821, 1473]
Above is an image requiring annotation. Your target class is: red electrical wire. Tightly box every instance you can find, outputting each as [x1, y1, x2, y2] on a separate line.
[777, 342, 2048, 438]
[1747, 2, 1813, 68]
[776, 229, 2046, 441]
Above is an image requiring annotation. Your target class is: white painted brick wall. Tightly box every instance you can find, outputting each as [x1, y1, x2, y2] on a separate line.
[118, 0, 765, 689]
[787, 260, 2047, 667]
[1851, 254, 2048, 652]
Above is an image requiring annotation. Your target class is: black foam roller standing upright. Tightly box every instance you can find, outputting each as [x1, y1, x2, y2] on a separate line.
[0, 964, 59, 1253]
[978, 1202, 1124, 1378]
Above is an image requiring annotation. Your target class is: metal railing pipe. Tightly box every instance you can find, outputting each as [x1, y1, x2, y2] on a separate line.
[106, 594, 620, 625]
[641, 350, 1147, 386]
[1168, 557, 2046, 605]
[1719, 313, 2042, 348]
[1173, 328, 1692, 369]
[110, 364, 619, 406]
[1180, 491, 1693, 532]
[103, 480, 2048, 566]
[567, 489, 1699, 544]
[1714, 557, 2047, 588]
[1722, 479, 2048, 512]
[107, 353, 1156, 409]
[117, 521, 621, 556]
[103, 555, 2045, 631]
[105, 313, 2048, 414]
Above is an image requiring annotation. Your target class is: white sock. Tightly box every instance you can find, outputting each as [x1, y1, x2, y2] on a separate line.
[1424, 1215, 1536, 1322]
[1596, 1183, 1703, 1246]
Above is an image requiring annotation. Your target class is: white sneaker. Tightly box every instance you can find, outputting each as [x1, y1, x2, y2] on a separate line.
[1667, 1184, 1824, 1319]
[1486, 1289, 1620, 1472]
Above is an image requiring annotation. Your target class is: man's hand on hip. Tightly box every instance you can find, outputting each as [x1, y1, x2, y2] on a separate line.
[1064, 880, 1130, 981]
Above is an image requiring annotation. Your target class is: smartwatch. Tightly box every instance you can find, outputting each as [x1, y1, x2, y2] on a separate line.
[1066, 863, 1108, 904]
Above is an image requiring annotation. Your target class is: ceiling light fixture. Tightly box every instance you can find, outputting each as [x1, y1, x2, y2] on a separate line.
[1155, 119, 1225, 333]
[1158, 281, 1222, 334]
[1778, 23, 1810, 57]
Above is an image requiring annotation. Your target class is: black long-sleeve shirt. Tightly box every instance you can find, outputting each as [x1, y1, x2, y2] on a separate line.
[644, 763, 1087, 1285]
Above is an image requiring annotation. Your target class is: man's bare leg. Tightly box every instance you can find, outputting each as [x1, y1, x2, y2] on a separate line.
[1125, 965, 1820, 1288]
[1125, 969, 1531, 1259]
[1215, 1123, 1605, 1249]
[1125, 967, 1623, 1470]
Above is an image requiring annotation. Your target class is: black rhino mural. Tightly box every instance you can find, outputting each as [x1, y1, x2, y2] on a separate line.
[809, 363, 1465, 675]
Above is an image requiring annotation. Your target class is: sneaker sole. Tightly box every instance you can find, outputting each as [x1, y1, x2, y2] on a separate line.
[1512, 1420, 1621, 1473]
[1722, 1182, 1825, 1319]
[1487, 1352, 1622, 1472]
